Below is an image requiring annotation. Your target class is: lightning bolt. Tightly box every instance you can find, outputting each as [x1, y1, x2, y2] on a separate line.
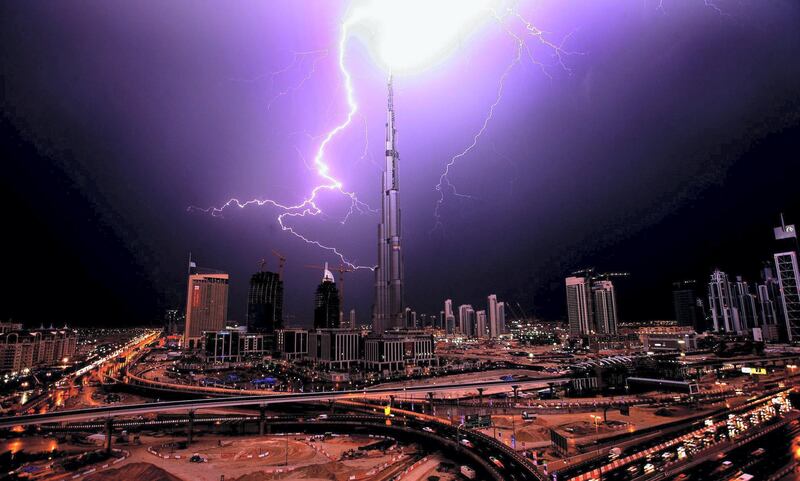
[189, 11, 376, 271]
[432, 7, 582, 234]
[267, 49, 329, 111]
[657, 0, 729, 16]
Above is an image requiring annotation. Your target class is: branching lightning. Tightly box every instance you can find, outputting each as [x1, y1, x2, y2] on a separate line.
[432, 7, 583, 234]
[189, 12, 376, 270]
[657, 0, 729, 16]
[195, 0, 725, 265]
[267, 49, 328, 111]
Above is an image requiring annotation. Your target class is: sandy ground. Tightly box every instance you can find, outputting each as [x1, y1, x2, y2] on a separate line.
[105, 434, 417, 481]
[400, 454, 459, 481]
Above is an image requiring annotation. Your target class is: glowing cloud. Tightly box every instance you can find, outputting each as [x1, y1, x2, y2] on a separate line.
[347, 0, 492, 73]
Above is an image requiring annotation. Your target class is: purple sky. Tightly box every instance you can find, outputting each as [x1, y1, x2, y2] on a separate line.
[2, 1, 800, 326]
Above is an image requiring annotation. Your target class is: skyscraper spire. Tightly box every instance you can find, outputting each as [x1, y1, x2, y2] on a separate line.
[387, 73, 394, 112]
[373, 75, 405, 334]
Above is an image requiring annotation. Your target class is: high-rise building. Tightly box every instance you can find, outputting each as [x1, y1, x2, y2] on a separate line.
[487, 294, 499, 338]
[184, 264, 229, 349]
[347, 309, 356, 329]
[774, 251, 800, 341]
[592, 280, 618, 334]
[731, 276, 759, 330]
[404, 307, 417, 329]
[444, 299, 455, 334]
[373, 76, 405, 334]
[496, 301, 506, 335]
[672, 280, 703, 330]
[476, 310, 487, 338]
[458, 304, 475, 337]
[708, 269, 739, 333]
[314, 264, 340, 330]
[566, 276, 592, 336]
[247, 270, 283, 333]
[757, 263, 784, 327]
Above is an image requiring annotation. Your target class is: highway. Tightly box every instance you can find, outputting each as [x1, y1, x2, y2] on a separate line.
[560, 389, 795, 481]
[665, 418, 800, 481]
[0, 376, 568, 428]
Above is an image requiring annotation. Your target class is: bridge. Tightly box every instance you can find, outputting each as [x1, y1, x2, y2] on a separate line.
[0, 376, 568, 428]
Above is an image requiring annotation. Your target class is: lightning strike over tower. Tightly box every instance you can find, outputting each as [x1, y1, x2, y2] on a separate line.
[372, 75, 404, 334]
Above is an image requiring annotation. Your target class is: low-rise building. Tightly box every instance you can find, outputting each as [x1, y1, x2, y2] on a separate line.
[638, 326, 697, 352]
[0, 325, 78, 372]
[364, 330, 437, 374]
[203, 328, 268, 363]
[308, 329, 362, 371]
[275, 328, 308, 361]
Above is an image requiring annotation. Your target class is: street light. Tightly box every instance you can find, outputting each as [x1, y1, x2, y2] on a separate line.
[590, 414, 602, 458]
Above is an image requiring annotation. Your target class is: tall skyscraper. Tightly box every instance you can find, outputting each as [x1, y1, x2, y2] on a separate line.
[496, 302, 507, 335]
[458, 304, 475, 337]
[444, 299, 455, 334]
[476, 310, 487, 338]
[708, 269, 739, 333]
[404, 307, 417, 329]
[592, 280, 618, 334]
[757, 263, 784, 326]
[373, 76, 405, 335]
[184, 264, 229, 349]
[488, 294, 499, 338]
[566, 276, 592, 336]
[774, 251, 800, 341]
[731, 276, 759, 330]
[247, 270, 283, 333]
[772, 217, 799, 340]
[672, 280, 703, 330]
[348, 309, 357, 329]
[314, 264, 340, 329]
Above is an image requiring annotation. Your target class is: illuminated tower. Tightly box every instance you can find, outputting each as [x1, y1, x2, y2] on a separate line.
[247, 270, 283, 333]
[314, 263, 341, 329]
[184, 263, 229, 350]
[592, 280, 618, 334]
[566, 276, 592, 337]
[373, 76, 405, 334]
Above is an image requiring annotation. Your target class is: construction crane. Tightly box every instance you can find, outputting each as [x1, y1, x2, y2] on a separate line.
[304, 263, 355, 307]
[571, 267, 630, 280]
[271, 250, 286, 279]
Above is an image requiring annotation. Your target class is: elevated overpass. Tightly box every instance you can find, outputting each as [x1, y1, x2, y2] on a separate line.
[0, 376, 568, 428]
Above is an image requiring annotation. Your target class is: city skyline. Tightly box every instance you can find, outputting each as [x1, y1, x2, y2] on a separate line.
[2, 2, 800, 327]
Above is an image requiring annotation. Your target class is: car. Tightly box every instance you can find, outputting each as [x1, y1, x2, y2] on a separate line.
[460, 438, 474, 448]
[626, 465, 639, 475]
[422, 426, 435, 433]
[189, 454, 206, 463]
[490, 456, 505, 469]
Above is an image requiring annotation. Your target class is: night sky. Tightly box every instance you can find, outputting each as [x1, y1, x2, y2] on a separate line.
[2, 1, 799, 328]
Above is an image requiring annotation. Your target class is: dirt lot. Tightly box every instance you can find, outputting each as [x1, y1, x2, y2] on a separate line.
[110, 434, 423, 481]
[480, 403, 719, 447]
